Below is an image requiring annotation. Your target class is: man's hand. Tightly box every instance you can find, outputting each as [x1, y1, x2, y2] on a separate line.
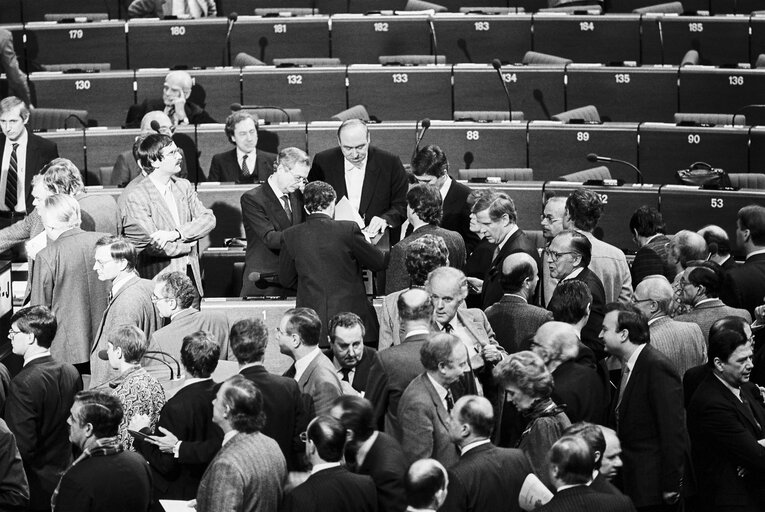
[128, 413, 151, 432]
[481, 344, 503, 364]
[150, 230, 180, 249]
[467, 277, 483, 294]
[363, 216, 388, 237]
[171, 95, 187, 123]
[661, 491, 680, 505]
[147, 426, 180, 453]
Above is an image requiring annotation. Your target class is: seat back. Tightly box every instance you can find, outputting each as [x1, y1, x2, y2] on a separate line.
[28, 108, 89, 131]
[331, 105, 371, 122]
[558, 166, 611, 182]
[453, 111, 525, 121]
[552, 105, 601, 123]
[729, 173, 765, 189]
[457, 168, 533, 181]
[522, 51, 573, 65]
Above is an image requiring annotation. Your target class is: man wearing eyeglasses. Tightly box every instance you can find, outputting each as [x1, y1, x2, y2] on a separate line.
[308, 119, 408, 240]
[209, 111, 276, 184]
[540, 196, 567, 306]
[240, 147, 309, 297]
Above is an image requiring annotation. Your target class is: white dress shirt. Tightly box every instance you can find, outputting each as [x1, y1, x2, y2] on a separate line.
[344, 157, 367, 214]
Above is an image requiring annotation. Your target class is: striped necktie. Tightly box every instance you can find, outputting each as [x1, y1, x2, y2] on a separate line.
[5, 143, 18, 211]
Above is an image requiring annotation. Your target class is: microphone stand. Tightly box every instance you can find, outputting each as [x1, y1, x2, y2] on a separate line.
[65, 114, 88, 185]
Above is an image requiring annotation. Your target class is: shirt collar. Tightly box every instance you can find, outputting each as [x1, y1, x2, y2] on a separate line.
[311, 461, 342, 474]
[557, 483, 590, 492]
[405, 328, 430, 338]
[561, 266, 585, 281]
[747, 248, 765, 260]
[4, 129, 27, 148]
[713, 372, 743, 400]
[236, 148, 257, 163]
[181, 376, 211, 389]
[239, 362, 264, 372]
[426, 373, 448, 402]
[647, 315, 667, 326]
[111, 272, 137, 296]
[344, 156, 367, 173]
[496, 224, 519, 252]
[222, 430, 239, 446]
[23, 350, 51, 366]
[695, 298, 718, 307]
[355, 430, 379, 467]
[624, 343, 647, 371]
[439, 175, 453, 199]
[460, 438, 491, 455]
[294, 347, 322, 381]
[268, 174, 285, 198]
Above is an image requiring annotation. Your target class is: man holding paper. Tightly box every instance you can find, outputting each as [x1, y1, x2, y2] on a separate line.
[308, 119, 408, 240]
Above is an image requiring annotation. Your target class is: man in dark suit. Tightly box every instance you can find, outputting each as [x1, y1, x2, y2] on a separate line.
[0, 31, 30, 107]
[54, 390, 152, 512]
[629, 206, 673, 286]
[442, 395, 533, 512]
[386, 183, 466, 294]
[721, 205, 765, 319]
[399, 333, 467, 468]
[485, 252, 553, 354]
[331, 395, 407, 512]
[0, 417, 29, 510]
[208, 111, 276, 184]
[282, 415, 377, 512]
[131, 332, 224, 503]
[601, 303, 686, 511]
[411, 145, 479, 254]
[308, 119, 408, 239]
[549, 230, 607, 359]
[0, 96, 58, 227]
[687, 325, 765, 512]
[563, 423, 624, 496]
[278, 308, 343, 417]
[124, 70, 216, 128]
[325, 312, 376, 395]
[30, 194, 110, 374]
[699, 224, 738, 272]
[470, 190, 538, 309]
[405, 459, 449, 512]
[539, 436, 636, 512]
[240, 147, 308, 296]
[4, 306, 82, 511]
[229, 318, 306, 470]
[366, 288, 433, 437]
[280, 181, 388, 346]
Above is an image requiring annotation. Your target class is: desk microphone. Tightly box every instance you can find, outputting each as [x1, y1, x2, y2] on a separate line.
[65, 114, 89, 185]
[427, 17, 438, 65]
[150, 120, 161, 133]
[412, 118, 431, 162]
[224, 12, 239, 66]
[230, 103, 292, 123]
[491, 58, 513, 121]
[586, 153, 644, 185]
[248, 271, 280, 289]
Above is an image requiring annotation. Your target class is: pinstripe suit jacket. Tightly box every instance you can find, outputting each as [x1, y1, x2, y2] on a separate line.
[120, 175, 215, 294]
[196, 432, 286, 512]
[648, 316, 706, 379]
[675, 299, 752, 343]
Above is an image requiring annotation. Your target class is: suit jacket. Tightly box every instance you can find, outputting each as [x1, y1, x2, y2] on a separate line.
[240, 182, 304, 296]
[76, 192, 121, 235]
[553, 267, 606, 359]
[399, 373, 460, 468]
[443, 443, 533, 512]
[240, 365, 307, 471]
[442, 179, 480, 255]
[124, 98, 216, 128]
[675, 298, 752, 343]
[111, 147, 189, 188]
[0, 29, 30, 106]
[209, 148, 276, 184]
[538, 485, 636, 512]
[721, 253, 765, 318]
[583, 231, 632, 304]
[324, 345, 377, 394]
[280, 214, 388, 345]
[0, 132, 58, 213]
[648, 316, 707, 378]
[30, 228, 110, 365]
[481, 228, 539, 309]
[485, 295, 553, 354]
[366, 333, 428, 437]
[308, 145, 408, 232]
[385, 224, 466, 294]
[121, 175, 216, 293]
[687, 372, 765, 511]
[134, 379, 222, 500]
[631, 246, 668, 286]
[291, 351, 343, 417]
[53, 450, 152, 512]
[358, 432, 407, 512]
[4, 356, 82, 511]
[196, 432, 286, 512]
[145, 308, 233, 381]
[90, 277, 162, 387]
[282, 465, 377, 512]
[613, 344, 686, 508]
[552, 359, 607, 425]
[378, 289, 409, 350]
[0, 418, 28, 511]
[589, 472, 623, 495]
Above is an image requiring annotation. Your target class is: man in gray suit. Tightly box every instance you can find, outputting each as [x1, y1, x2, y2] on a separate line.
[632, 275, 706, 378]
[485, 252, 553, 354]
[399, 332, 468, 467]
[30, 194, 109, 375]
[196, 375, 286, 512]
[675, 260, 751, 342]
[278, 307, 343, 416]
[89, 236, 162, 388]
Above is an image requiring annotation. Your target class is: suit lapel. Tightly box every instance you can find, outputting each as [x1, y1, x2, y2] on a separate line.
[358, 150, 381, 218]
[262, 182, 292, 229]
[298, 354, 320, 388]
[456, 310, 483, 349]
[330, 151, 349, 199]
[422, 375, 452, 431]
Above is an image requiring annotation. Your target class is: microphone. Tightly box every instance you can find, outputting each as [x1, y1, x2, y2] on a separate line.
[656, 18, 665, 66]
[142, 352, 181, 381]
[230, 103, 292, 123]
[491, 59, 513, 121]
[427, 17, 438, 66]
[225, 12, 239, 66]
[150, 120, 161, 133]
[248, 271, 279, 289]
[457, 38, 472, 63]
[412, 118, 431, 162]
[65, 114, 89, 185]
[586, 153, 644, 185]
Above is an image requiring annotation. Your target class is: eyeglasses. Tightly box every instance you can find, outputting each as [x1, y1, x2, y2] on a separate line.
[151, 295, 170, 303]
[630, 296, 654, 304]
[545, 249, 576, 261]
[287, 170, 308, 185]
[540, 214, 561, 224]
[7, 329, 21, 340]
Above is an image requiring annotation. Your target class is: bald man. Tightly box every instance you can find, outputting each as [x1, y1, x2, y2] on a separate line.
[485, 252, 552, 353]
[530, 322, 607, 424]
[308, 119, 408, 239]
[405, 459, 449, 512]
[111, 111, 189, 187]
[698, 224, 738, 271]
[599, 427, 624, 483]
[125, 70, 216, 129]
[444, 395, 533, 512]
[631, 275, 706, 377]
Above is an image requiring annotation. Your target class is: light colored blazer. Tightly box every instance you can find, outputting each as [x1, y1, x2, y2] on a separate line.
[649, 316, 707, 380]
[675, 298, 752, 342]
[121, 176, 215, 294]
[583, 231, 632, 305]
[196, 432, 286, 512]
[297, 352, 343, 417]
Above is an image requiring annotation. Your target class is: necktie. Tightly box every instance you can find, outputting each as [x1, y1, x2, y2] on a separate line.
[445, 390, 454, 412]
[340, 368, 352, 382]
[443, 323, 453, 334]
[241, 155, 250, 175]
[6, 143, 18, 211]
[617, 365, 631, 407]
[284, 364, 296, 379]
[281, 195, 293, 222]
[167, 106, 176, 124]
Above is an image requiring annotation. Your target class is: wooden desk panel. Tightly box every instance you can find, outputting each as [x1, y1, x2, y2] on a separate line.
[24, 21, 128, 70]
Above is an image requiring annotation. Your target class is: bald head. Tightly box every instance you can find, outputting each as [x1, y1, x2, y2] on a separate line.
[452, 395, 494, 439]
[599, 426, 623, 481]
[532, 321, 580, 364]
[669, 230, 708, 269]
[398, 287, 434, 326]
[406, 459, 449, 510]
[500, 252, 539, 296]
[633, 275, 673, 318]
[140, 111, 173, 136]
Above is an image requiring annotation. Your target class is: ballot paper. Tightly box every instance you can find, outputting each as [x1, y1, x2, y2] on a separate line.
[519, 473, 553, 510]
[160, 499, 194, 511]
[333, 196, 365, 229]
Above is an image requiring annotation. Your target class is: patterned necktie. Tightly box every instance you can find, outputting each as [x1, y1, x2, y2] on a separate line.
[281, 195, 293, 222]
[617, 365, 631, 411]
[445, 390, 455, 412]
[340, 368, 352, 382]
[443, 323, 453, 333]
[6, 143, 18, 211]
[241, 155, 250, 175]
